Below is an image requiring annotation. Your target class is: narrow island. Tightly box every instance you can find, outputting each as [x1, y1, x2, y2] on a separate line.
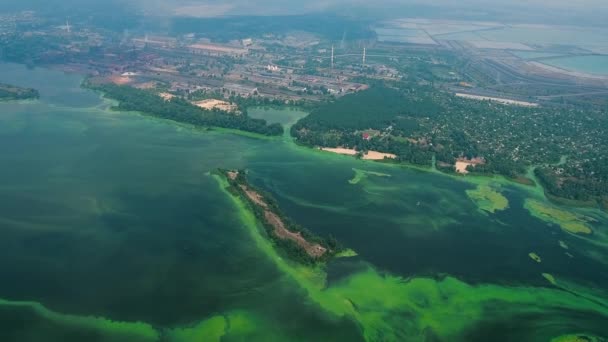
[219, 169, 343, 264]
[0, 83, 39, 101]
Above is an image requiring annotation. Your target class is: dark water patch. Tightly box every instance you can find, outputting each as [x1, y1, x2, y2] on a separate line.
[463, 308, 608, 342]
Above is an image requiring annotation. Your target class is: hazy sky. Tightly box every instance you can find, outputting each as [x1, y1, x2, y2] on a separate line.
[2, 0, 607, 26]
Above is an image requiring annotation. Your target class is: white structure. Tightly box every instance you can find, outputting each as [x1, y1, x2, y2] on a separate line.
[363, 47, 366, 66]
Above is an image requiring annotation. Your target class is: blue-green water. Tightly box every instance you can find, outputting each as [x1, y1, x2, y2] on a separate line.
[511, 51, 565, 60]
[0, 63, 607, 341]
[543, 55, 608, 75]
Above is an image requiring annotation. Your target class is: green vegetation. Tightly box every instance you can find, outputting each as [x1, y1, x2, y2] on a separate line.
[551, 333, 603, 342]
[529, 252, 542, 263]
[335, 249, 358, 258]
[0, 83, 39, 101]
[215, 172, 608, 342]
[220, 169, 343, 264]
[524, 200, 593, 235]
[88, 83, 283, 136]
[543, 273, 557, 286]
[0, 298, 158, 342]
[465, 185, 509, 213]
[292, 84, 608, 206]
[349, 168, 391, 185]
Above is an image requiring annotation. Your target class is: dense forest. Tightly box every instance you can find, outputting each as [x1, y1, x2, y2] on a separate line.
[292, 84, 608, 207]
[88, 83, 283, 136]
[0, 83, 39, 101]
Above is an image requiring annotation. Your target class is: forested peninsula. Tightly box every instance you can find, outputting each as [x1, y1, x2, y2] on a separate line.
[291, 84, 608, 208]
[87, 82, 283, 136]
[0, 83, 39, 101]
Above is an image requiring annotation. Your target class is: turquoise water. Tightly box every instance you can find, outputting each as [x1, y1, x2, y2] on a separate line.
[511, 51, 565, 59]
[543, 55, 608, 75]
[0, 63, 607, 341]
[435, 26, 608, 49]
[478, 27, 608, 46]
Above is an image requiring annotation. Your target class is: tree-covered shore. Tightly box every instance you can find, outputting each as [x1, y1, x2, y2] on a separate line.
[291, 83, 608, 209]
[0, 83, 39, 101]
[86, 82, 284, 137]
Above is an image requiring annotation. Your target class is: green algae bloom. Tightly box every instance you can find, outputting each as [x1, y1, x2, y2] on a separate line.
[0, 298, 158, 341]
[214, 174, 608, 342]
[168, 316, 226, 342]
[529, 252, 542, 263]
[542, 273, 557, 286]
[335, 249, 359, 258]
[167, 311, 267, 342]
[524, 200, 593, 235]
[551, 333, 602, 342]
[349, 168, 391, 185]
[465, 185, 509, 213]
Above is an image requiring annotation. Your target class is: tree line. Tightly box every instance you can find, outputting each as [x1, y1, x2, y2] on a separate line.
[88, 83, 283, 136]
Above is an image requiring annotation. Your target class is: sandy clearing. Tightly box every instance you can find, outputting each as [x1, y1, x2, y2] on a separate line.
[455, 157, 485, 174]
[455, 161, 473, 174]
[159, 92, 175, 101]
[363, 151, 397, 160]
[320, 147, 358, 156]
[320, 147, 396, 160]
[193, 99, 238, 113]
[109, 75, 132, 85]
[455, 93, 539, 107]
[240, 185, 268, 209]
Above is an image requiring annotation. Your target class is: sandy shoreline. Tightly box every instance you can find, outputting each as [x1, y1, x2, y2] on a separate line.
[320, 147, 397, 160]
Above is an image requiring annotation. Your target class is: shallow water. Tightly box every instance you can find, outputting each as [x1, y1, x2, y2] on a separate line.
[543, 55, 608, 75]
[0, 63, 607, 341]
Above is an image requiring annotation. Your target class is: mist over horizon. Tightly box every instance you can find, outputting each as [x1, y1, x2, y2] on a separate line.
[1, 0, 608, 27]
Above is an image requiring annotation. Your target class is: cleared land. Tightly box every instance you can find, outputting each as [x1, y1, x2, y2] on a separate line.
[193, 99, 238, 113]
[320, 147, 397, 160]
[455, 93, 538, 107]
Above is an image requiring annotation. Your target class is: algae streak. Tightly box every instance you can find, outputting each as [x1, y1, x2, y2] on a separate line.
[525, 200, 593, 235]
